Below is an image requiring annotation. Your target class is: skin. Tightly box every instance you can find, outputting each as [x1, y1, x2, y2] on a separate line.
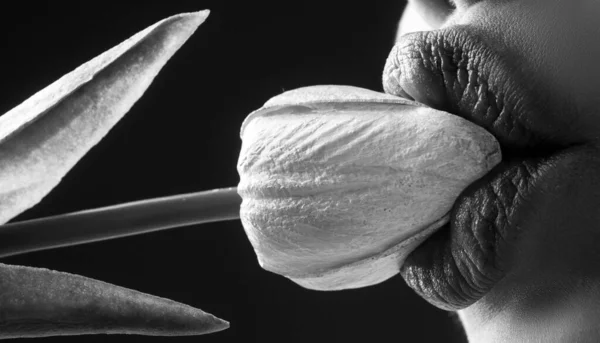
[390, 0, 600, 342]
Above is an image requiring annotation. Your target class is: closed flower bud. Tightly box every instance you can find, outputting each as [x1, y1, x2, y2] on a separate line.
[237, 85, 501, 291]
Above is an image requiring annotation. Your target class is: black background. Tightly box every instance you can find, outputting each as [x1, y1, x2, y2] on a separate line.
[0, 1, 466, 342]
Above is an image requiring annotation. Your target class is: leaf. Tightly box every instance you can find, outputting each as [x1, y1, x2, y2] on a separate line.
[0, 263, 228, 338]
[0, 10, 231, 339]
[0, 10, 209, 225]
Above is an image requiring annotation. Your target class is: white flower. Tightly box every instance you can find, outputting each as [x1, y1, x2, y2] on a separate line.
[238, 85, 501, 290]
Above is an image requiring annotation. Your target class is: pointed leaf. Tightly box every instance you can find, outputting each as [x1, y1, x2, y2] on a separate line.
[0, 10, 209, 224]
[0, 263, 228, 338]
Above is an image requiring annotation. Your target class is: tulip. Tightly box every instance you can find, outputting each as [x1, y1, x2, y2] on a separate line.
[237, 85, 502, 290]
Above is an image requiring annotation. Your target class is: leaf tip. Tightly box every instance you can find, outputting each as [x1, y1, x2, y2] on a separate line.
[207, 314, 230, 333]
[172, 9, 211, 29]
[175, 305, 230, 335]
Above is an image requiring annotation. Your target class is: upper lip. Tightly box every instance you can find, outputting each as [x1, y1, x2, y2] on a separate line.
[382, 25, 577, 159]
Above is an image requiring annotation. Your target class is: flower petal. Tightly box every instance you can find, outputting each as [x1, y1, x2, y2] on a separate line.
[0, 10, 209, 224]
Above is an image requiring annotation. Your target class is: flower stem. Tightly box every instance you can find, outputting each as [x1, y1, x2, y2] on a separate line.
[0, 187, 241, 258]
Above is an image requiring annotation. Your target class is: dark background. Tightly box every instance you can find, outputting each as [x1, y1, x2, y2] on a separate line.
[0, 1, 466, 342]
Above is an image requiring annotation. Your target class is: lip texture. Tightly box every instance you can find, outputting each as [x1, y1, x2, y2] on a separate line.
[382, 26, 588, 311]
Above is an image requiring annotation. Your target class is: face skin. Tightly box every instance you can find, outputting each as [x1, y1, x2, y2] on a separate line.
[388, 0, 600, 342]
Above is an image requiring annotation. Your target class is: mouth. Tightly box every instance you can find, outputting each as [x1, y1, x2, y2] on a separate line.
[381, 25, 587, 310]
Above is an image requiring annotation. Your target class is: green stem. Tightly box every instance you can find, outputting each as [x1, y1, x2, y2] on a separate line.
[0, 187, 241, 259]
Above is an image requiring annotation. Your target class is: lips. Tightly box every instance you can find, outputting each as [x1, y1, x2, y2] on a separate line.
[382, 26, 589, 310]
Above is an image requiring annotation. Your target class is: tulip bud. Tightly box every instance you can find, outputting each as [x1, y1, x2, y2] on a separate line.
[237, 85, 501, 291]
